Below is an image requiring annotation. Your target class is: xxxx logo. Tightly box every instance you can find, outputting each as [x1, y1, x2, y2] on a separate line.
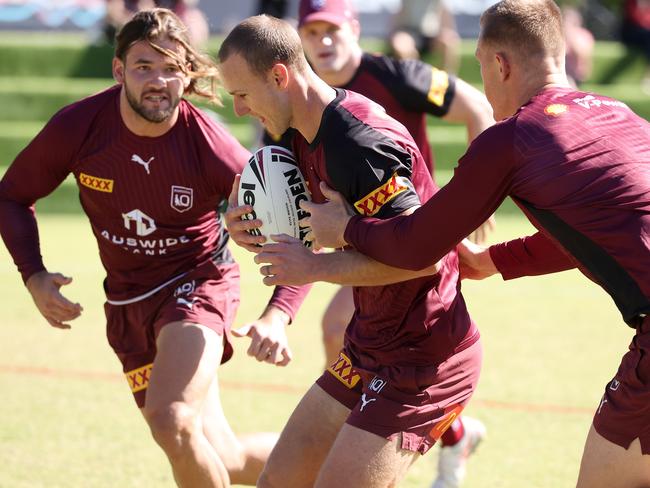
[427, 404, 463, 442]
[354, 173, 408, 216]
[427, 67, 449, 107]
[79, 172, 114, 193]
[327, 352, 361, 389]
[125, 363, 153, 393]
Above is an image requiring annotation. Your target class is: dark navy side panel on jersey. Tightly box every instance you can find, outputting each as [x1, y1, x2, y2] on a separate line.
[520, 201, 650, 326]
[316, 90, 421, 219]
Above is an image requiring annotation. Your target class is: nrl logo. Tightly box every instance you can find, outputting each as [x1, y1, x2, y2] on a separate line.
[171, 185, 193, 213]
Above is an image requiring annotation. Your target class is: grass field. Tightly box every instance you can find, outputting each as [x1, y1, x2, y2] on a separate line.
[0, 30, 645, 488]
[0, 205, 634, 488]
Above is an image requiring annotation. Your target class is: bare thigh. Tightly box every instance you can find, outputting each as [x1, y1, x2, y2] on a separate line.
[577, 424, 650, 488]
[316, 423, 418, 488]
[145, 321, 223, 410]
[259, 383, 350, 488]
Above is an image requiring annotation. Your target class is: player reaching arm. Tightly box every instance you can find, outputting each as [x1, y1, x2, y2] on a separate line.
[304, 2, 650, 487]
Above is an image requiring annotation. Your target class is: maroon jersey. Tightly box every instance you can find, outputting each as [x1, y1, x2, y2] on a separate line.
[343, 53, 456, 173]
[293, 89, 478, 367]
[264, 53, 456, 175]
[346, 87, 650, 326]
[0, 85, 305, 317]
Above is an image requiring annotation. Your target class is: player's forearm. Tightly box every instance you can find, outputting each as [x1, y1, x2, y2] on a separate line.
[267, 284, 312, 323]
[312, 249, 438, 286]
[0, 197, 46, 284]
[490, 231, 577, 280]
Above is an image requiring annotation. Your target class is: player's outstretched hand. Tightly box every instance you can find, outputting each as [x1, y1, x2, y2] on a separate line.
[231, 306, 292, 366]
[25, 270, 83, 329]
[224, 174, 266, 253]
[255, 234, 319, 286]
[300, 182, 353, 249]
[457, 239, 498, 280]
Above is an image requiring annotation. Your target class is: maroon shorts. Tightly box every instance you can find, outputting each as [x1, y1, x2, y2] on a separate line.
[593, 316, 650, 454]
[316, 339, 483, 454]
[104, 261, 240, 407]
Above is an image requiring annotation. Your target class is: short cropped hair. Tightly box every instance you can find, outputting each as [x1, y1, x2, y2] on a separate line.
[218, 15, 308, 77]
[480, 0, 564, 59]
[115, 8, 220, 104]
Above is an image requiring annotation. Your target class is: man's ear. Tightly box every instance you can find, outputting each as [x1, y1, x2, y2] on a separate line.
[270, 63, 290, 90]
[495, 51, 511, 81]
[112, 57, 124, 84]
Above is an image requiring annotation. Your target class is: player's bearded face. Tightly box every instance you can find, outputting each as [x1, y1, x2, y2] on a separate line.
[118, 39, 188, 124]
[123, 77, 181, 123]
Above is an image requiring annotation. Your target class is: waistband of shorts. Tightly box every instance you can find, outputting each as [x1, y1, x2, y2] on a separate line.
[105, 271, 189, 306]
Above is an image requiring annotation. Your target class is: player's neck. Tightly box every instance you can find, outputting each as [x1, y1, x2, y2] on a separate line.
[291, 72, 337, 143]
[119, 92, 179, 137]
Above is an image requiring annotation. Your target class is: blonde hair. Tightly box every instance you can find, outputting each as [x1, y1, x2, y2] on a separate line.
[218, 15, 308, 78]
[115, 8, 220, 105]
[480, 0, 565, 60]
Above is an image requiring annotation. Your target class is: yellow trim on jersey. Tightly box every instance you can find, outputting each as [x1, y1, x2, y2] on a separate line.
[125, 363, 153, 393]
[354, 172, 409, 217]
[79, 172, 114, 193]
[427, 67, 450, 108]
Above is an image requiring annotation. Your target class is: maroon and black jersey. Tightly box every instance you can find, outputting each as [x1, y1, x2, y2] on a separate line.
[265, 53, 456, 174]
[346, 87, 650, 326]
[0, 85, 305, 317]
[293, 89, 478, 367]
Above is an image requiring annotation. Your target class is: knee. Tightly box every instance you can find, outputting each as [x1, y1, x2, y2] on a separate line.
[143, 402, 199, 458]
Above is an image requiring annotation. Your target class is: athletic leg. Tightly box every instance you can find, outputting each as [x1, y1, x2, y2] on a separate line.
[321, 286, 354, 367]
[258, 383, 351, 488]
[142, 321, 230, 488]
[315, 423, 419, 488]
[576, 425, 650, 488]
[201, 375, 278, 485]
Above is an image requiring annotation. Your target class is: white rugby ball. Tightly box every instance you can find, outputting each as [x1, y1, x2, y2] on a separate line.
[238, 145, 312, 246]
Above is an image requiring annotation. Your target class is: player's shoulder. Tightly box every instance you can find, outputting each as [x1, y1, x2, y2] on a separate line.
[181, 100, 239, 141]
[324, 90, 396, 141]
[53, 84, 120, 124]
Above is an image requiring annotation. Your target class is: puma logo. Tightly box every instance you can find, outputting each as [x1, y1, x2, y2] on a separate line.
[359, 393, 376, 412]
[131, 154, 154, 174]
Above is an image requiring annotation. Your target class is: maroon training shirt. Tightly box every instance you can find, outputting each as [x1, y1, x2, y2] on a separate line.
[0, 85, 306, 318]
[346, 87, 650, 326]
[293, 89, 478, 367]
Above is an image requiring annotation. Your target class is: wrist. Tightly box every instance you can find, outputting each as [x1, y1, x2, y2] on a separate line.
[262, 305, 291, 326]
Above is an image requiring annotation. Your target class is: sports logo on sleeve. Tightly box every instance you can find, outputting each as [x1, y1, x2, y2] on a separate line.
[354, 172, 409, 216]
[327, 351, 361, 389]
[427, 68, 449, 107]
[125, 363, 153, 393]
[79, 173, 114, 193]
[544, 104, 568, 116]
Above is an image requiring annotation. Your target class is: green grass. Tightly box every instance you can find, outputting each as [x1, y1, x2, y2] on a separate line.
[0, 209, 633, 487]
